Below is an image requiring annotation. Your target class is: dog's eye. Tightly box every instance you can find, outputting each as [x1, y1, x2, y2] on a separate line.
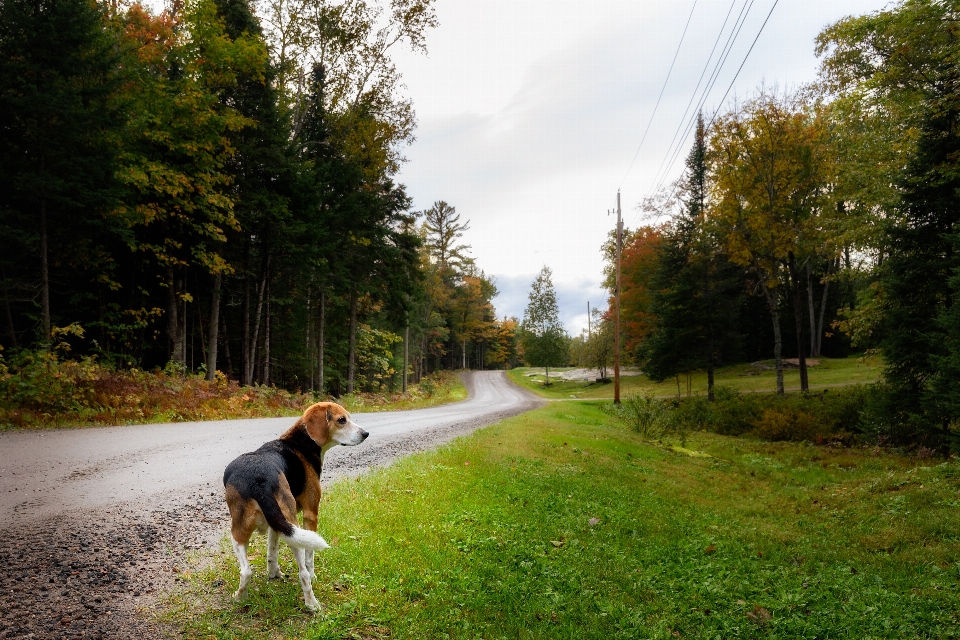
[337, 416, 347, 424]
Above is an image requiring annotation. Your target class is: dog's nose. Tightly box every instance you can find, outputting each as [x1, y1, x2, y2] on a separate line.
[360, 429, 369, 441]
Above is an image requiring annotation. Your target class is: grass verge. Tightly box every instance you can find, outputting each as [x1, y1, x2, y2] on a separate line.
[338, 371, 467, 414]
[166, 402, 960, 639]
[509, 355, 882, 400]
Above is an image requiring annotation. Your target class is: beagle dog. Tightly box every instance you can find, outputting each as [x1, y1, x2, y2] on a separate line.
[223, 402, 368, 611]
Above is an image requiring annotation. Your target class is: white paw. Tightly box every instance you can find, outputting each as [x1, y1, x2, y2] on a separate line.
[233, 589, 248, 602]
[304, 599, 322, 613]
[268, 570, 287, 580]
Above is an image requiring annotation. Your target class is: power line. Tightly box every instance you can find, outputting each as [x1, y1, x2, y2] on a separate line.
[617, 0, 700, 191]
[646, 0, 756, 203]
[656, 0, 782, 215]
[628, 0, 753, 229]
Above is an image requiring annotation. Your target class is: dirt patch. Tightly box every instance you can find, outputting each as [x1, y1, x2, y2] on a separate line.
[525, 368, 643, 382]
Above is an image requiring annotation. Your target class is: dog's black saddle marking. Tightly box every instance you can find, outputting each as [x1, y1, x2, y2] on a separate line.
[223, 427, 325, 536]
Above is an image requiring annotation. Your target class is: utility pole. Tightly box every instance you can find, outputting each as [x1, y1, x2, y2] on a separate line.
[587, 301, 591, 338]
[609, 191, 622, 404]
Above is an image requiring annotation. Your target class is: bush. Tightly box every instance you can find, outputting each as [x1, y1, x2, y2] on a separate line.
[617, 392, 669, 438]
[613, 385, 874, 444]
[753, 408, 821, 441]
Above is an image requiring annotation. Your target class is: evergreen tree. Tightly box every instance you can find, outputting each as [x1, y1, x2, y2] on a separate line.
[521, 266, 567, 384]
[881, 68, 960, 442]
[642, 114, 741, 400]
[0, 0, 125, 346]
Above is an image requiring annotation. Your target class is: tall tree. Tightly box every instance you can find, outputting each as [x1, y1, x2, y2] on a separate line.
[521, 266, 567, 385]
[0, 0, 125, 347]
[711, 90, 833, 395]
[643, 114, 743, 401]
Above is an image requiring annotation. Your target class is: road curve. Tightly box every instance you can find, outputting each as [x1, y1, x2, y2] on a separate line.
[0, 370, 541, 526]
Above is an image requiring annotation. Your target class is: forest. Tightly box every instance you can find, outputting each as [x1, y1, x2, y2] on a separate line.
[576, 0, 960, 448]
[0, 0, 520, 399]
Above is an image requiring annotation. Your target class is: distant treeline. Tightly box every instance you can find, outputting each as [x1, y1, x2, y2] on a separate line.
[0, 0, 519, 393]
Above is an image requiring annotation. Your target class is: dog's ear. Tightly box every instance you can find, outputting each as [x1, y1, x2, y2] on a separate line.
[301, 403, 331, 445]
[326, 406, 333, 424]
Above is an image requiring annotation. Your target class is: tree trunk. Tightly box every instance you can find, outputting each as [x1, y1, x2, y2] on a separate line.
[771, 307, 784, 396]
[346, 292, 357, 393]
[2, 269, 17, 350]
[545, 365, 549, 386]
[807, 260, 817, 358]
[318, 290, 325, 395]
[166, 265, 185, 366]
[243, 257, 268, 386]
[788, 251, 809, 392]
[403, 323, 409, 392]
[242, 252, 250, 382]
[705, 254, 715, 402]
[305, 287, 312, 390]
[206, 273, 221, 380]
[815, 258, 835, 357]
[221, 303, 232, 374]
[263, 275, 271, 387]
[39, 198, 51, 349]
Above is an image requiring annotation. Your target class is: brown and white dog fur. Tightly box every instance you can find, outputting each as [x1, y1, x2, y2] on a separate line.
[222, 402, 368, 611]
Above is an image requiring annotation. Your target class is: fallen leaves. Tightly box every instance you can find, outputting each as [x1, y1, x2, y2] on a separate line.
[746, 605, 772, 626]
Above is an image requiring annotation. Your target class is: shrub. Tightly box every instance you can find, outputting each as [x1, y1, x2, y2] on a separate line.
[611, 385, 875, 444]
[617, 392, 669, 438]
[753, 408, 821, 441]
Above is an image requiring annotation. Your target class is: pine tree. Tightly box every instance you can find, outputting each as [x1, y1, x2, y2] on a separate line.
[0, 0, 124, 346]
[642, 114, 742, 400]
[882, 68, 960, 442]
[521, 266, 567, 384]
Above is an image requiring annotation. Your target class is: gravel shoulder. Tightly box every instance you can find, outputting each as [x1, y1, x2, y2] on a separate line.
[0, 372, 542, 639]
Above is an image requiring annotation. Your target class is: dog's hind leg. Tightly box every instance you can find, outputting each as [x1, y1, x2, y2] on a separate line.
[290, 546, 321, 612]
[266, 527, 285, 579]
[231, 537, 253, 601]
[301, 493, 321, 582]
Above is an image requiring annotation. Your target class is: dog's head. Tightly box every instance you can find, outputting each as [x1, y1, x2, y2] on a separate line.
[300, 402, 369, 447]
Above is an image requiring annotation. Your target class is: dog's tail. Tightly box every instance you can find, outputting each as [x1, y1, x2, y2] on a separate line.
[253, 487, 331, 552]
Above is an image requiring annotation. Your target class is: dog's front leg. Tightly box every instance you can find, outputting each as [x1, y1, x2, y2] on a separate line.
[266, 527, 285, 579]
[303, 500, 321, 582]
[291, 546, 321, 612]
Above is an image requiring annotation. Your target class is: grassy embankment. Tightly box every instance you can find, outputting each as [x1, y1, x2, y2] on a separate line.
[167, 401, 960, 639]
[0, 368, 465, 430]
[509, 354, 882, 400]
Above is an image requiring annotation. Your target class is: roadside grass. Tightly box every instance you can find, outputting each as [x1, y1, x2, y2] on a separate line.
[167, 402, 960, 639]
[0, 368, 464, 430]
[510, 355, 882, 400]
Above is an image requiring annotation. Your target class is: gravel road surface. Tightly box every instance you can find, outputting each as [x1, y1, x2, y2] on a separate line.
[0, 371, 541, 639]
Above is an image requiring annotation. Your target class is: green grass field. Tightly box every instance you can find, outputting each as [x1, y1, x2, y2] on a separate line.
[166, 401, 960, 639]
[509, 355, 882, 400]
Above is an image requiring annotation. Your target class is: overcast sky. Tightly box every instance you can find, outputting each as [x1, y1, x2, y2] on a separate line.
[391, 0, 887, 334]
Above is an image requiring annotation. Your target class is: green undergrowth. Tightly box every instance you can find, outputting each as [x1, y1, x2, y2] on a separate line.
[338, 371, 467, 413]
[510, 355, 882, 400]
[0, 349, 464, 430]
[166, 402, 960, 639]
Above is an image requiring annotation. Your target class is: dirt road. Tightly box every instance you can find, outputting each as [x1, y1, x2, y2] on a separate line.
[0, 371, 541, 639]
